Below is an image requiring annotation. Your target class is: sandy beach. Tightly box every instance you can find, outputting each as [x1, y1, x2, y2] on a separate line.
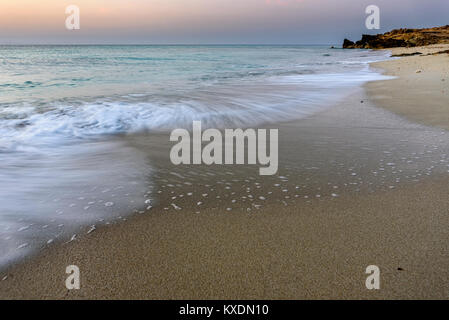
[367, 44, 449, 129]
[1, 46, 449, 300]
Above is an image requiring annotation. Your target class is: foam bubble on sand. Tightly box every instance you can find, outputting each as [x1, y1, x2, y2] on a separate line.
[17, 243, 28, 249]
[87, 225, 96, 234]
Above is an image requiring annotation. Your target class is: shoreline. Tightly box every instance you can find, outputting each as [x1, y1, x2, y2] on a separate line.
[2, 47, 449, 299]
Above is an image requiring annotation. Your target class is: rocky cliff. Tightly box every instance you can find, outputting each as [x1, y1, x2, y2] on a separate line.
[343, 25, 449, 49]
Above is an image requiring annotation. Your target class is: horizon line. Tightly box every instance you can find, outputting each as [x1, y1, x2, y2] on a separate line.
[0, 43, 338, 46]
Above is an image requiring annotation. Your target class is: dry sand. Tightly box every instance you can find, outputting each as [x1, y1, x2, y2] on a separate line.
[367, 44, 449, 130]
[1, 47, 449, 300]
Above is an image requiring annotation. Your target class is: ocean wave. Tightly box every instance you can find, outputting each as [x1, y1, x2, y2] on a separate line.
[192, 69, 315, 82]
[0, 68, 393, 152]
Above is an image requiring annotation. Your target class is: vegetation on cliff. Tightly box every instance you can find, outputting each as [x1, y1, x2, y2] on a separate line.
[343, 25, 449, 49]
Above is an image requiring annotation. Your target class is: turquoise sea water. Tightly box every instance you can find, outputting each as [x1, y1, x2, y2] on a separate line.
[0, 46, 391, 146]
[0, 45, 389, 102]
[0, 45, 392, 266]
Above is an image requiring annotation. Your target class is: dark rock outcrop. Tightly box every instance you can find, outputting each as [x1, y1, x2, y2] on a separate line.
[343, 25, 449, 49]
[343, 39, 355, 48]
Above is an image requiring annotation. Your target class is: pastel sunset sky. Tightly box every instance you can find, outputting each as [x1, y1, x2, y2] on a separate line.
[0, 0, 448, 44]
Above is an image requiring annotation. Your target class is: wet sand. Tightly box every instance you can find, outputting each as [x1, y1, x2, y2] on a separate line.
[2, 50, 449, 299]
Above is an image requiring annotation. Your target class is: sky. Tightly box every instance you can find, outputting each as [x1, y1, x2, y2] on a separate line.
[0, 0, 448, 44]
